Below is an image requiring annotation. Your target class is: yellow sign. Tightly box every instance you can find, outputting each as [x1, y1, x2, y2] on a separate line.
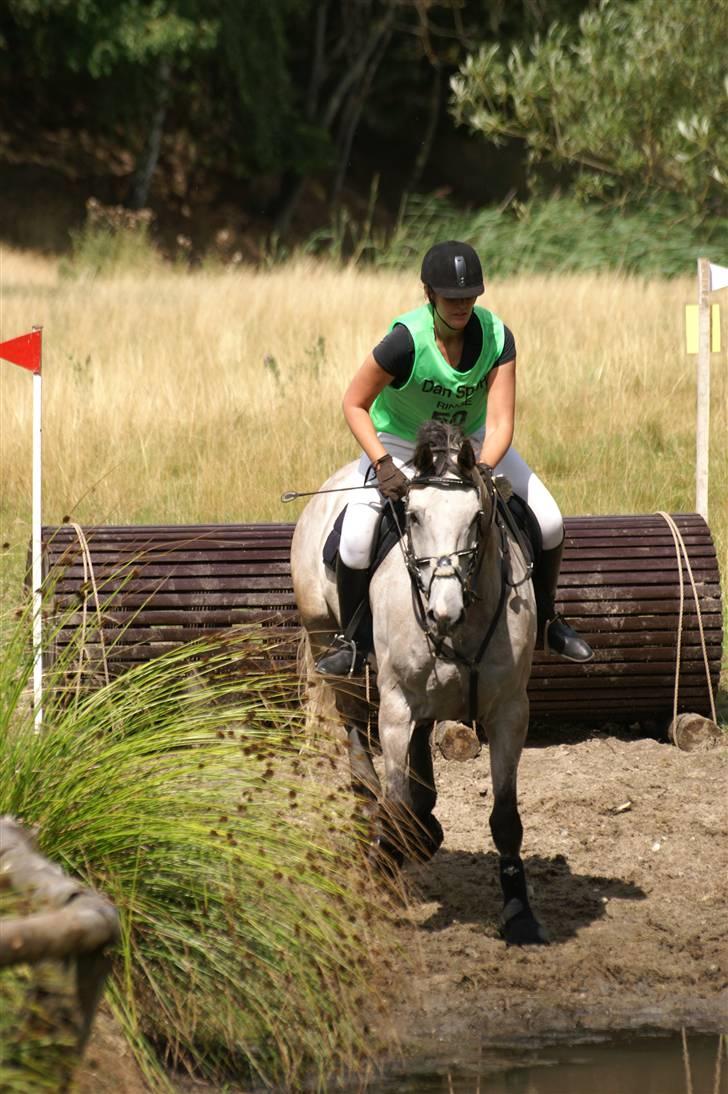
[685, 304, 722, 353]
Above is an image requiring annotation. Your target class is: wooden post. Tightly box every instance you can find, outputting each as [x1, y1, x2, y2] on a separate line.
[695, 257, 711, 520]
[31, 325, 44, 731]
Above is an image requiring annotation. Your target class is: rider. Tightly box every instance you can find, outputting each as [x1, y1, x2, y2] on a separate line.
[315, 240, 593, 676]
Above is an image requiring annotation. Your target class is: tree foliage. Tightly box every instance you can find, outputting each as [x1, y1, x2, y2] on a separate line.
[4, 0, 658, 232]
[450, 0, 728, 216]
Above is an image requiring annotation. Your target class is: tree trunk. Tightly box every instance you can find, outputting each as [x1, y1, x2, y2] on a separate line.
[405, 62, 442, 195]
[128, 59, 171, 210]
[330, 24, 393, 208]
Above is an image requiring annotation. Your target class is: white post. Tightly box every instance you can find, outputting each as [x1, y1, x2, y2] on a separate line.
[695, 258, 711, 521]
[31, 327, 43, 732]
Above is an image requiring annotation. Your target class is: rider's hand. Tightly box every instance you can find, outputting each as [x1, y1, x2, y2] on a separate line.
[476, 462, 494, 481]
[374, 454, 409, 501]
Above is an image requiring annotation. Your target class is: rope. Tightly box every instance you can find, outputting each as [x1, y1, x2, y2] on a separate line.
[713, 1033, 724, 1094]
[69, 523, 110, 694]
[654, 512, 717, 724]
[681, 1028, 694, 1094]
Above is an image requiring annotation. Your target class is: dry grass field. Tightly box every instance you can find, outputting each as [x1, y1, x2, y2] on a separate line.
[1, 246, 726, 683]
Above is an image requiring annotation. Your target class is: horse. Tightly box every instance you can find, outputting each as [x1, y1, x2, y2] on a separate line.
[290, 421, 547, 944]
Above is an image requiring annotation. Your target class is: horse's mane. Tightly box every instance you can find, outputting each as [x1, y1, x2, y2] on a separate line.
[412, 420, 476, 479]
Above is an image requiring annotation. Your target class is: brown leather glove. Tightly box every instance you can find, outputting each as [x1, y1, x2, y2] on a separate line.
[374, 454, 409, 501]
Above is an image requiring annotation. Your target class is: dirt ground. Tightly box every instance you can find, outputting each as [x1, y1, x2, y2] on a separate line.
[74, 721, 726, 1092]
[384, 721, 728, 1058]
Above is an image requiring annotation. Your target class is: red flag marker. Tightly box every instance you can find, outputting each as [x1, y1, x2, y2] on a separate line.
[0, 329, 42, 373]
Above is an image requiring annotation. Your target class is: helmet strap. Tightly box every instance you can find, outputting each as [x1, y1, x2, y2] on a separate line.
[432, 301, 460, 334]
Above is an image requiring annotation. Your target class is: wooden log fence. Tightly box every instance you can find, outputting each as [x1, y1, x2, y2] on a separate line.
[0, 816, 120, 1069]
[37, 513, 722, 721]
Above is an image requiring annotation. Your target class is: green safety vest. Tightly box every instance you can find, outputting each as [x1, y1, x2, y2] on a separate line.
[370, 304, 505, 441]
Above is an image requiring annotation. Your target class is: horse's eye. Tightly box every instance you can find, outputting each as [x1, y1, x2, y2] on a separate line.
[409, 511, 420, 526]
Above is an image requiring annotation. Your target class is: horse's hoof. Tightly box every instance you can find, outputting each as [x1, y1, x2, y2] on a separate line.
[500, 900, 549, 946]
[411, 814, 444, 862]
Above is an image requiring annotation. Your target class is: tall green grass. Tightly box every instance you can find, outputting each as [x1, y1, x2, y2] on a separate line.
[58, 191, 728, 279]
[0, 604, 400, 1090]
[310, 193, 728, 278]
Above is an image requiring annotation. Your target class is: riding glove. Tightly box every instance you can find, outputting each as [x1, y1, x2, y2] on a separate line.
[374, 454, 409, 501]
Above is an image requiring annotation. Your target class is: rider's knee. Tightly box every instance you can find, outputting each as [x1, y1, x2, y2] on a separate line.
[339, 538, 372, 569]
[539, 508, 563, 550]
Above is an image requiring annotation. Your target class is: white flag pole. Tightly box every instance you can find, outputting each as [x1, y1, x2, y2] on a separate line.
[31, 325, 43, 732]
[695, 258, 710, 521]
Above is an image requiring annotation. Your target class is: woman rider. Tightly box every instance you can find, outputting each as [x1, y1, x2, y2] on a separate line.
[315, 240, 593, 676]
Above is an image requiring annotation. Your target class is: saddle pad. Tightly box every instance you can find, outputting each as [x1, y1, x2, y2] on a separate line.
[503, 493, 542, 568]
[322, 500, 406, 575]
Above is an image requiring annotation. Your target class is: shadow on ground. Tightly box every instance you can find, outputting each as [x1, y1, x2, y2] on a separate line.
[407, 850, 646, 942]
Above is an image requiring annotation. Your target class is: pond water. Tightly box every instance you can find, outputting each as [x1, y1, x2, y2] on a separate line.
[346, 1031, 726, 1093]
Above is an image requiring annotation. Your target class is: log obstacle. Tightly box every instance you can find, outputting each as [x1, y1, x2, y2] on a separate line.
[38, 514, 722, 721]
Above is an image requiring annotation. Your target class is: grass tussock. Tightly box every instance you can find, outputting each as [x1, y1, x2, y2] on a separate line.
[0, 604, 401, 1090]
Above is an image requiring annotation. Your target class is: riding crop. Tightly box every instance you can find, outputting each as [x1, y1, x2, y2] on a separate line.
[280, 484, 382, 503]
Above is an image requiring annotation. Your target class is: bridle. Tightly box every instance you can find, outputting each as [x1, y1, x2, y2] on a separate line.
[389, 458, 522, 722]
[403, 467, 497, 615]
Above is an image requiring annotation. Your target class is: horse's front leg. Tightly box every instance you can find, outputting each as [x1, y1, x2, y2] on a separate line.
[487, 697, 548, 946]
[376, 690, 442, 866]
[346, 721, 381, 828]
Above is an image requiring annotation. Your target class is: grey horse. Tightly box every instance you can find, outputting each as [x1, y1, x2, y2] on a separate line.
[291, 421, 547, 944]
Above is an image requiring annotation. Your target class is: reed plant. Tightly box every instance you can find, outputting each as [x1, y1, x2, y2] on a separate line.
[373, 194, 728, 279]
[1, 242, 725, 691]
[0, 601, 399, 1090]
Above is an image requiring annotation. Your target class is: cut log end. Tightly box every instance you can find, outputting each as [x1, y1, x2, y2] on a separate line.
[434, 721, 482, 762]
[668, 712, 723, 752]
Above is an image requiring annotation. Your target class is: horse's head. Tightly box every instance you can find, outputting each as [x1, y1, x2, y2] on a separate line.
[406, 421, 495, 638]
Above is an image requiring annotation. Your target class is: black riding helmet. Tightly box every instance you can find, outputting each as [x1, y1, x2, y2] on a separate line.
[420, 240, 484, 299]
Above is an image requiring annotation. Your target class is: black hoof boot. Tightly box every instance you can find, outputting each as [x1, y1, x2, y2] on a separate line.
[411, 813, 444, 862]
[315, 636, 368, 677]
[501, 900, 549, 946]
[499, 855, 549, 946]
[545, 615, 594, 663]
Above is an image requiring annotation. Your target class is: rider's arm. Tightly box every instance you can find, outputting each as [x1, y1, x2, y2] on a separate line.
[342, 352, 395, 465]
[479, 358, 516, 468]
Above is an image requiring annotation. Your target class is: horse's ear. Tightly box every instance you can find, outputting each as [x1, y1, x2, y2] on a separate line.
[413, 439, 435, 474]
[457, 439, 476, 473]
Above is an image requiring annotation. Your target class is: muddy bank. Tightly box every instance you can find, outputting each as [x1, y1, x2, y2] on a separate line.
[383, 726, 727, 1052]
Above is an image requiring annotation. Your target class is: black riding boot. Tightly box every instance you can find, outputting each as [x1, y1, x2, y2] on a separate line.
[314, 560, 372, 676]
[533, 538, 594, 663]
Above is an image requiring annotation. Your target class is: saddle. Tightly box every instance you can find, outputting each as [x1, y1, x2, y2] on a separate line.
[322, 499, 405, 576]
[322, 490, 542, 576]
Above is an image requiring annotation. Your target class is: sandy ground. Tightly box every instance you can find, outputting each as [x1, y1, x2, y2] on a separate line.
[385, 722, 728, 1057]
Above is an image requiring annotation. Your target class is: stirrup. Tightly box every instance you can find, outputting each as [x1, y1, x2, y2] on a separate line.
[315, 635, 368, 677]
[544, 614, 594, 663]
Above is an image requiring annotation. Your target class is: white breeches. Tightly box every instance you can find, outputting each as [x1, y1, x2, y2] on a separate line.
[339, 429, 563, 570]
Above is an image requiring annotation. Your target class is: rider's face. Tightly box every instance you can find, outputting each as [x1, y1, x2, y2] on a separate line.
[431, 292, 478, 331]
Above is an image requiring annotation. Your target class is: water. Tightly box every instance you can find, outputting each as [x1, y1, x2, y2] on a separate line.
[349, 1032, 726, 1093]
